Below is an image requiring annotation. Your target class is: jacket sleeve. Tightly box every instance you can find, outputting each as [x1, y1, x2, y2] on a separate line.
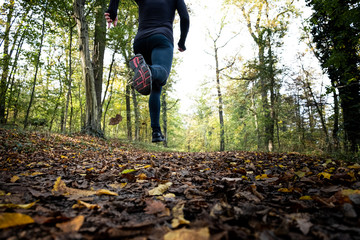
[106, 0, 120, 21]
[176, 0, 190, 50]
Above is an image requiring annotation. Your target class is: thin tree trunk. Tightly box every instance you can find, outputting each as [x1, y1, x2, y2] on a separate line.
[63, 24, 74, 133]
[215, 48, 225, 152]
[131, 87, 140, 141]
[24, 1, 48, 128]
[126, 83, 132, 140]
[161, 88, 168, 147]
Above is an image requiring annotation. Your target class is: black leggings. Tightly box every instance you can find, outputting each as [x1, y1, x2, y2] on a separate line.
[133, 34, 174, 130]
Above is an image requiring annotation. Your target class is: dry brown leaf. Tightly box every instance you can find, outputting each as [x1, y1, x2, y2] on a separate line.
[56, 215, 84, 232]
[96, 189, 118, 196]
[72, 200, 101, 210]
[52, 177, 117, 198]
[144, 200, 169, 215]
[0, 213, 34, 229]
[148, 182, 172, 196]
[164, 227, 210, 240]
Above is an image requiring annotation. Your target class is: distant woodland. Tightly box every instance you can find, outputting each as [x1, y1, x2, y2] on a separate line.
[0, 0, 359, 155]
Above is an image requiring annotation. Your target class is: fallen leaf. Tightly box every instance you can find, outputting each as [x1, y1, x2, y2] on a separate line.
[109, 183, 127, 189]
[72, 200, 100, 210]
[144, 200, 168, 215]
[96, 189, 118, 196]
[171, 202, 190, 228]
[148, 182, 172, 196]
[299, 196, 313, 200]
[318, 172, 331, 180]
[10, 175, 19, 183]
[0, 213, 34, 229]
[0, 201, 38, 209]
[164, 227, 210, 240]
[56, 215, 84, 232]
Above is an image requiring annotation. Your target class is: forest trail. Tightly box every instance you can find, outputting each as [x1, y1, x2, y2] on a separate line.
[0, 127, 360, 239]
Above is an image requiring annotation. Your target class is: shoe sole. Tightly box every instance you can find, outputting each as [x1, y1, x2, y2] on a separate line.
[129, 54, 152, 95]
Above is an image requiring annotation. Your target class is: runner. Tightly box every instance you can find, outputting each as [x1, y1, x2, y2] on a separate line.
[105, 0, 190, 143]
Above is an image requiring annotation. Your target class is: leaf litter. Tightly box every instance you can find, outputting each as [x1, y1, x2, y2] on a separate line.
[1, 128, 360, 239]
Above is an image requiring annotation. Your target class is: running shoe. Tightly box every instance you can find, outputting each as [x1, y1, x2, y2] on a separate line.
[129, 54, 152, 95]
[152, 131, 165, 143]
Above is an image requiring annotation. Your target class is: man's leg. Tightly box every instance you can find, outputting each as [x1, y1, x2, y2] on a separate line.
[148, 34, 174, 142]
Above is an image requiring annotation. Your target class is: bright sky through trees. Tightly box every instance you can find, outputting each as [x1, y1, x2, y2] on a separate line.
[173, 0, 328, 114]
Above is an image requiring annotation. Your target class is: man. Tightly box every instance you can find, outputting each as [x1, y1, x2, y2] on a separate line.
[105, 0, 190, 143]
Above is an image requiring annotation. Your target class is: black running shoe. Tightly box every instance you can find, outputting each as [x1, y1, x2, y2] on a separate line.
[152, 131, 165, 143]
[129, 54, 152, 95]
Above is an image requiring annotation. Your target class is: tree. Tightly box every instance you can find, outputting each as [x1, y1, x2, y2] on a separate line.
[226, 0, 297, 151]
[73, 0, 104, 136]
[305, 0, 360, 152]
[207, 17, 238, 152]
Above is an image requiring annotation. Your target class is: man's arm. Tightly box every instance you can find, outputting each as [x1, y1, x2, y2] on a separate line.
[177, 0, 190, 51]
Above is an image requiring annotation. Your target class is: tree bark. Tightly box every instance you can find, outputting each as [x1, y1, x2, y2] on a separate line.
[73, 0, 102, 137]
[126, 83, 132, 140]
[161, 88, 168, 147]
[24, 1, 48, 129]
[0, 0, 15, 124]
[131, 87, 140, 141]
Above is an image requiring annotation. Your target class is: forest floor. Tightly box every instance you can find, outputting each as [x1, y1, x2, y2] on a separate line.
[0, 127, 360, 240]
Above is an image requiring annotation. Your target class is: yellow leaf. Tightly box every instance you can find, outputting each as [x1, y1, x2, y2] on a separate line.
[0, 190, 5, 196]
[318, 172, 331, 180]
[72, 200, 100, 210]
[148, 182, 172, 196]
[347, 171, 357, 182]
[109, 183, 127, 189]
[10, 175, 19, 183]
[0, 201, 38, 209]
[163, 193, 176, 199]
[295, 171, 306, 178]
[255, 174, 268, 180]
[278, 188, 293, 193]
[31, 172, 43, 176]
[299, 196, 313, 200]
[341, 189, 360, 196]
[171, 202, 190, 228]
[164, 227, 210, 240]
[121, 169, 136, 174]
[61, 155, 68, 159]
[0, 213, 34, 229]
[348, 163, 360, 169]
[86, 167, 94, 171]
[96, 189, 118, 196]
[56, 215, 84, 232]
[137, 173, 147, 180]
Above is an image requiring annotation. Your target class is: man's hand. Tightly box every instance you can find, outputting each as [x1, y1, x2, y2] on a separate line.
[178, 47, 185, 52]
[104, 12, 118, 28]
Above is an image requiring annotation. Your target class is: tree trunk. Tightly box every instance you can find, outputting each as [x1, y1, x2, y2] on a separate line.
[24, 1, 48, 129]
[126, 83, 132, 140]
[215, 47, 225, 152]
[0, 0, 15, 124]
[63, 24, 74, 133]
[161, 88, 168, 147]
[131, 87, 140, 141]
[93, 0, 107, 125]
[73, 0, 102, 137]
